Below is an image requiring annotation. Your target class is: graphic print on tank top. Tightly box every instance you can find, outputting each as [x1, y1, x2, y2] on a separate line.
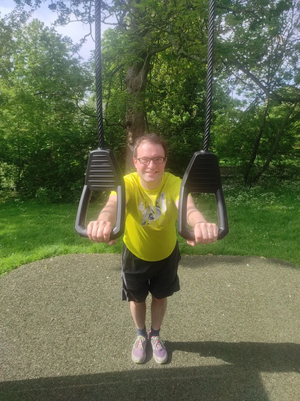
[138, 192, 167, 226]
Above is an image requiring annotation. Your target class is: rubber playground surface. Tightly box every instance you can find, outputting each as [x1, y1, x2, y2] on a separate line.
[0, 253, 299, 401]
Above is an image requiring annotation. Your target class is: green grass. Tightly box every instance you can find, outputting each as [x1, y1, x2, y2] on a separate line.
[0, 201, 123, 276]
[183, 181, 300, 266]
[1, 178, 300, 276]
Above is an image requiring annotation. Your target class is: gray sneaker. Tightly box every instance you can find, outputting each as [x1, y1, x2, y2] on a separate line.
[131, 336, 147, 363]
[150, 336, 168, 364]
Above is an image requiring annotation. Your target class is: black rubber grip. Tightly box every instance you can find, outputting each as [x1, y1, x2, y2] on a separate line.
[75, 148, 125, 240]
[178, 150, 229, 240]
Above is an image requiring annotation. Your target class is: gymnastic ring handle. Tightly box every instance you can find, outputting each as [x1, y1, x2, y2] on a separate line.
[75, 184, 124, 240]
[75, 149, 125, 240]
[178, 185, 228, 240]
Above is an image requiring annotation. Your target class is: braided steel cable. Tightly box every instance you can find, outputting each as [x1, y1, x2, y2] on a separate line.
[95, 0, 105, 148]
[203, 0, 215, 152]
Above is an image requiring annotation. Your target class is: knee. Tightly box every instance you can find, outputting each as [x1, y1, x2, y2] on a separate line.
[152, 296, 167, 306]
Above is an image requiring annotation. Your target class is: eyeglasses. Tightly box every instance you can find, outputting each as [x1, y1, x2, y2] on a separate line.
[137, 157, 166, 165]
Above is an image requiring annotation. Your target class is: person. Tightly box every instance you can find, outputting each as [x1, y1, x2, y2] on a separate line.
[87, 134, 218, 364]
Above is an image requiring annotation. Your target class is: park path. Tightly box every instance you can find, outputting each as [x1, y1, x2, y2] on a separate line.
[0, 254, 299, 400]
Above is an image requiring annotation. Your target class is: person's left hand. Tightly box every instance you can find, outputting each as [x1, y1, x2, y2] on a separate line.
[187, 222, 219, 246]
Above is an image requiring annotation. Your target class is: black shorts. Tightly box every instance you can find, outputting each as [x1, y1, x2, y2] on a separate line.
[121, 242, 181, 303]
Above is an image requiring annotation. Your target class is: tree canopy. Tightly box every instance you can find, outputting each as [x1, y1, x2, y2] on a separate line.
[0, 17, 94, 201]
[1, 0, 300, 201]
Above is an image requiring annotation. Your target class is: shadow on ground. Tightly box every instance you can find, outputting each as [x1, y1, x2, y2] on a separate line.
[1, 342, 299, 401]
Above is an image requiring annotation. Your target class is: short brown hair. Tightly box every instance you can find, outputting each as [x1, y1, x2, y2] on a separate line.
[133, 134, 168, 158]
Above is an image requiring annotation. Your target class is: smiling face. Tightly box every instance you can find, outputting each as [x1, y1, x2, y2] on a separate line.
[133, 140, 167, 190]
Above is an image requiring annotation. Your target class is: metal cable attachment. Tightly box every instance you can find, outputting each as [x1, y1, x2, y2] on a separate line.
[203, 0, 215, 152]
[95, 0, 105, 149]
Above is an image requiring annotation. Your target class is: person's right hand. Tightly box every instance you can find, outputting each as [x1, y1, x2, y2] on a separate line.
[87, 220, 117, 245]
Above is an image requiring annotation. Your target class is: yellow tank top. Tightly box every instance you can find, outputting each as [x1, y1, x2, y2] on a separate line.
[123, 172, 181, 261]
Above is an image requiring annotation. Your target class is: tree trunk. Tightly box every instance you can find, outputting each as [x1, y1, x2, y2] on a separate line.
[244, 99, 269, 185]
[251, 107, 294, 184]
[124, 56, 151, 172]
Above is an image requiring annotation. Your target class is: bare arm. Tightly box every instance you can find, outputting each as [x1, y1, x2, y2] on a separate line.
[87, 194, 118, 245]
[176, 195, 218, 246]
